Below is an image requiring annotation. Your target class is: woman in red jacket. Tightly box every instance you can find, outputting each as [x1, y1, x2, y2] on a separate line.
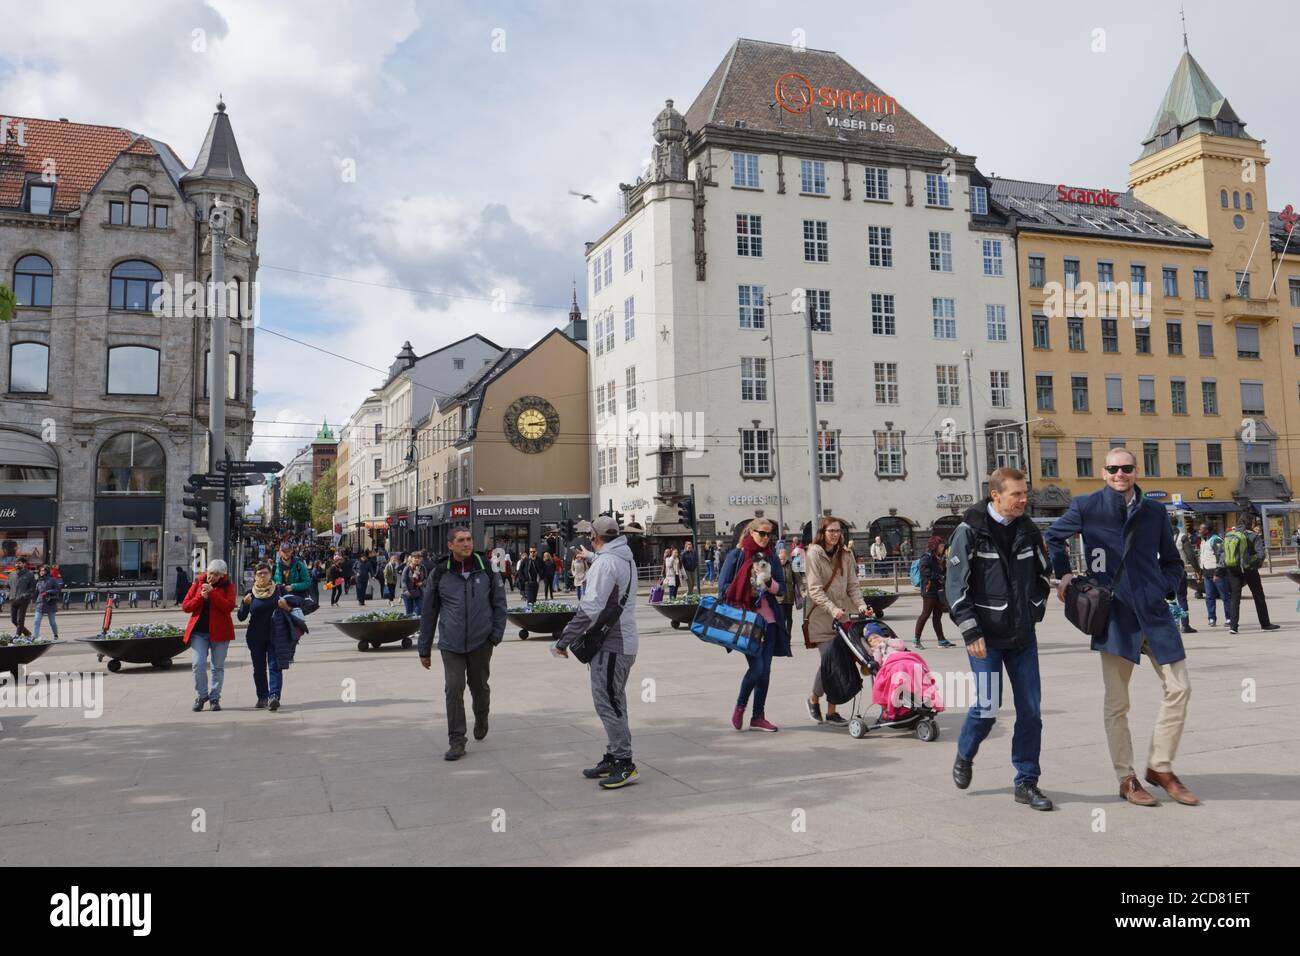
[182, 559, 237, 712]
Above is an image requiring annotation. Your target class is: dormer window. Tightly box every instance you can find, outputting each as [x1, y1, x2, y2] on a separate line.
[129, 187, 149, 227]
[26, 182, 54, 215]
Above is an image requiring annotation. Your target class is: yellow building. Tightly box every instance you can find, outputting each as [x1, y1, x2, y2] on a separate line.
[998, 49, 1300, 536]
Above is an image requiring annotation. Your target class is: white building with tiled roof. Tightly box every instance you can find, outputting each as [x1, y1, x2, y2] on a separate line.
[584, 38, 1025, 551]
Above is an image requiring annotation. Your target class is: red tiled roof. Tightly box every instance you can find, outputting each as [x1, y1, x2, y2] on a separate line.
[0, 115, 180, 213]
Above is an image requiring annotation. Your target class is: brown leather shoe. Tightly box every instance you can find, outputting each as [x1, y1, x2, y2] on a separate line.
[1145, 768, 1200, 806]
[1119, 774, 1158, 806]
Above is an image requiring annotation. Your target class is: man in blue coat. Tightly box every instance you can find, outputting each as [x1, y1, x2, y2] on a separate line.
[1045, 447, 1199, 808]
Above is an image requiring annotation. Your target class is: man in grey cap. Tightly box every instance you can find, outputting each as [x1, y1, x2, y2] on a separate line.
[552, 515, 640, 789]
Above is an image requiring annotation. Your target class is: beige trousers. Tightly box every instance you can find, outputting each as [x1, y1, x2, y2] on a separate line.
[1100, 642, 1191, 782]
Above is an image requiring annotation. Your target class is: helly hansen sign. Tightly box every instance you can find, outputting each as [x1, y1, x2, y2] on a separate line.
[1056, 184, 1121, 207]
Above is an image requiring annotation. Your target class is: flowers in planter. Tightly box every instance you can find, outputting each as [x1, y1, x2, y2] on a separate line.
[0, 632, 54, 646]
[342, 610, 418, 624]
[507, 602, 577, 614]
[861, 588, 893, 597]
[99, 623, 184, 641]
[660, 593, 702, 606]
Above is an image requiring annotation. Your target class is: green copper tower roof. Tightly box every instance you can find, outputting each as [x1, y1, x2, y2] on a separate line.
[315, 418, 336, 443]
[1140, 52, 1249, 158]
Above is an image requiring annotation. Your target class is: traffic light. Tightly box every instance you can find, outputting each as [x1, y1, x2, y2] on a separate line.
[677, 495, 696, 529]
[182, 482, 208, 529]
[613, 510, 625, 533]
[560, 518, 575, 540]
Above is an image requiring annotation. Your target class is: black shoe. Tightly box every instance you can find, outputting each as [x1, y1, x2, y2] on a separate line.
[583, 753, 617, 779]
[953, 756, 973, 790]
[209, 700, 222, 712]
[255, 698, 269, 709]
[473, 715, 489, 740]
[268, 695, 280, 712]
[824, 712, 847, 726]
[1182, 624, 1197, 634]
[444, 743, 466, 761]
[1262, 624, 1281, 631]
[1014, 781, 1054, 811]
[806, 699, 824, 724]
[599, 759, 639, 789]
[1229, 627, 1239, 634]
[192, 697, 207, 712]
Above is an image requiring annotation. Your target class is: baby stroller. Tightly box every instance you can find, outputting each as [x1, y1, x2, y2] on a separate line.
[822, 616, 943, 742]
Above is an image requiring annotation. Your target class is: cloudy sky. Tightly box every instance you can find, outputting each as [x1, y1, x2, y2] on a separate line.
[4, 0, 1297, 505]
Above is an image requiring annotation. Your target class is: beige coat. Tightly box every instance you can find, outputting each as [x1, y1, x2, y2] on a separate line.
[803, 544, 865, 644]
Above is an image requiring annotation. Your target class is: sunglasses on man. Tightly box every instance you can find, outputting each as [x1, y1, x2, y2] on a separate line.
[1104, 464, 1136, 474]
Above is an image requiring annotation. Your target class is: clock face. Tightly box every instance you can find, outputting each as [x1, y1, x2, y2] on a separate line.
[504, 396, 559, 453]
[517, 409, 547, 439]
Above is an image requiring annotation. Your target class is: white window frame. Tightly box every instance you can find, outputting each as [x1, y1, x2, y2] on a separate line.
[625, 366, 637, 411]
[738, 284, 766, 329]
[740, 356, 768, 402]
[932, 297, 956, 340]
[624, 296, 635, 341]
[874, 362, 899, 405]
[817, 429, 840, 477]
[875, 430, 905, 477]
[936, 364, 960, 406]
[867, 225, 893, 268]
[990, 370, 1011, 408]
[602, 248, 612, 287]
[986, 304, 1007, 342]
[928, 231, 952, 272]
[733, 152, 760, 189]
[982, 239, 1004, 277]
[814, 359, 834, 403]
[741, 428, 773, 476]
[623, 233, 633, 273]
[803, 219, 829, 262]
[871, 292, 896, 336]
[808, 289, 831, 333]
[736, 214, 763, 257]
[970, 185, 988, 215]
[800, 159, 827, 195]
[863, 166, 890, 200]
[925, 173, 950, 207]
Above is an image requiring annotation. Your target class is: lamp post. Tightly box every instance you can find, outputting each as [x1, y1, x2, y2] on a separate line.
[761, 329, 787, 538]
[406, 427, 419, 552]
[350, 476, 360, 550]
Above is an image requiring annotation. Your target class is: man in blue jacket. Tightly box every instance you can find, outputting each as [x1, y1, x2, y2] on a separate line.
[1046, 447, 1198, 807]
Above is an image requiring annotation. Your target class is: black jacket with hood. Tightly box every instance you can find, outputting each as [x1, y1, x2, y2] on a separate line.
[945, 502, 1051, 650]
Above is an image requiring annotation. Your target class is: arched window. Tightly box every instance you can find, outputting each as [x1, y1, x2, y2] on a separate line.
[129, 187, 149, 227]
[96, 432, 165, 495]
[13, 254, 53, 307]
[109, 259, 163, 312]
[1220, 189, 1229, 209]
[1245, 192, 1254, 211]
[1233, 191, 1241, 209]
[9, 342, 49, 393]
[106, 345, 160, 395]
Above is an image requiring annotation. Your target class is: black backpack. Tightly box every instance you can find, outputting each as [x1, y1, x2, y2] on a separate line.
[819, 635, 863, 706]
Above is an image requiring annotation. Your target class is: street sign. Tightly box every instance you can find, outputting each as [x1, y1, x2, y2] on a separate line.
[188, 472, 266, 488]
[216, 460, 282, 474]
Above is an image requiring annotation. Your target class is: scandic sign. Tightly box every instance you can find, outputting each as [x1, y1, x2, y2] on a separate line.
[1056, 184, 1121, 207]
[775, 73, 898, 115]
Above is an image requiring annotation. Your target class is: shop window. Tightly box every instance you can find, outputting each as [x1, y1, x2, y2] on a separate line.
[96, 524, 160, 581]
[96, 432, 165, 495]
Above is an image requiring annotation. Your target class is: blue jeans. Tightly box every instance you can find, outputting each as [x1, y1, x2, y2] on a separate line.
[33, 603, 59, 639]
[737, 620, 779, 718]
[704, 560, 715, 582]
[190, 633, 229, 702]
[246, 632, 282, 701]
[1203, 573, 1228, 623]
[957, 637, 1042, 787]
[403, 594, 419, 616]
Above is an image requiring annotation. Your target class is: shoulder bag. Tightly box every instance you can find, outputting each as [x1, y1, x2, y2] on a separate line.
[569, 559, 634, 664]
[1064, 521, 1137, 641]
[802, 549, 844, 648]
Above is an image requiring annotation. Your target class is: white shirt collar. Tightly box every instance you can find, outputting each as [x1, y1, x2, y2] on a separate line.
[986, 502, 1014, 526]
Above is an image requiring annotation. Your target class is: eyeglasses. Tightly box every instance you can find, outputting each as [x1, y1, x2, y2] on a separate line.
[752, 530, 772, 539]
[1103, 464, 1136, 475]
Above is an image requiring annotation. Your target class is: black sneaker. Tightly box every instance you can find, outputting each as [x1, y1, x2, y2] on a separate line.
[599, 759, 639, 789]
[582, 753, 617, 779]
[268, 695, 280, 712]
[953, 756, 973, 790]
[473, 715, 489, 740]
[1014, 781, 1054, 811]
[1182, 624, 1197, 634]
[1229, 627, 1239, 634]
[209, 700, 222, 712]
[255, 698, 269, 709]
[444, 743, 466, 761]
[192, 697, 207, 712]
[806, 699, 824, 724]
[1262, 624, 1281, 631]
[824, 712, 847, 726]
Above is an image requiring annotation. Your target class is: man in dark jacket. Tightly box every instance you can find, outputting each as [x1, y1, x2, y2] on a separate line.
[8, 559, 37, 636]
[945, 467, 1053, 811]
[680, 541, 699, 595]
[1224, 518, 1278, 635]
[174, 565, 191, 606]
[418, 527, 507, 761]
[516, 546, 543, 604]
[1046, 447, 1197, 807]
[273, 545, 312, 598]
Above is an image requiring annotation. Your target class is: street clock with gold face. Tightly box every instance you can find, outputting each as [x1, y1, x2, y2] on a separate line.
[504, 396, 559, 453]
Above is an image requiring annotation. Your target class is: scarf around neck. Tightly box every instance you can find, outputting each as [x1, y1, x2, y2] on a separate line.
[726, 533, 772, 609]
[252, 580, 276, 599]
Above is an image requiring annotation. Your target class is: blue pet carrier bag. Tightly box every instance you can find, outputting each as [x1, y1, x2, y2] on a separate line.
[690, 595, 766, 657]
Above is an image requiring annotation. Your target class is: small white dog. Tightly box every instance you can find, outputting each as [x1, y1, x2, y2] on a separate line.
[750, 557, 773, 598]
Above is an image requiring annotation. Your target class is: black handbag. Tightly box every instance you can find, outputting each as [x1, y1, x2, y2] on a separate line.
[1064, 524, 1136, 640]
[300, 595, 319, 616]
[569, 560, 633, 664]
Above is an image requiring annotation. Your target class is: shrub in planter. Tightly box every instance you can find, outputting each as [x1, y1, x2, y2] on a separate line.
[99, 623, 184, 641]
[0, 632, 55, 646]
[341, 610, 417, 624]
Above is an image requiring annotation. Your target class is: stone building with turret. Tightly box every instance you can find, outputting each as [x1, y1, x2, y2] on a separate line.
[0, 101, 258, 584]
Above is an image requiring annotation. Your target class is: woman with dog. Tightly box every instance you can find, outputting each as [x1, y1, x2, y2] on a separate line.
[717, 518, 790, 732]
[804, 516, 871, 725]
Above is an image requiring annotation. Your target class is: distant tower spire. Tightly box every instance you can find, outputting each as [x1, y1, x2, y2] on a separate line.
[569, 281, 581, 322]
[1180, 5, 1188, 52]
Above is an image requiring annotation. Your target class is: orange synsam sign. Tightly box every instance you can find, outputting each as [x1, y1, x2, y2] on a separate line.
[774, 73, 897, 115]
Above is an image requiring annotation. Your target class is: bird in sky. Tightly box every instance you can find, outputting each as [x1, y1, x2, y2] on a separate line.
[568, 190, 598, 203]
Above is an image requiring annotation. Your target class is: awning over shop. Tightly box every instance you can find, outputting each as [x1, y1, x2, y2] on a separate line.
[1186, 502, 1238, 514]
